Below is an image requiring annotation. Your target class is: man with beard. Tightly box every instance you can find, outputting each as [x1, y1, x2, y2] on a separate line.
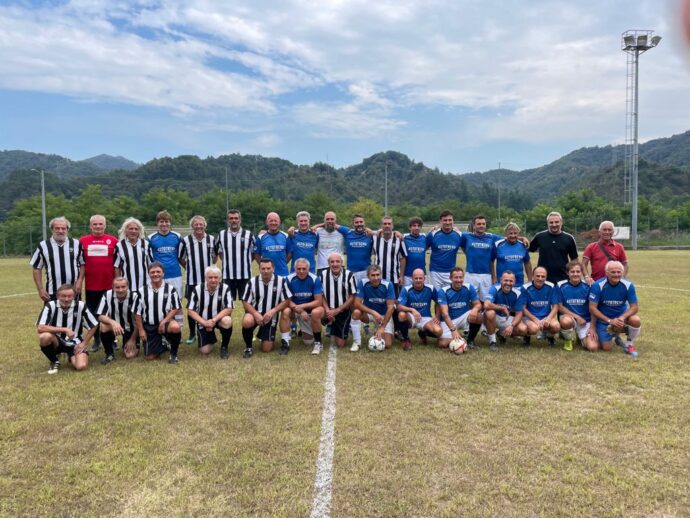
[528, 211, 578, 284]
[97, 276, 139, 362]
[215, 209, 256, 301]
[426, 210, 462, 289]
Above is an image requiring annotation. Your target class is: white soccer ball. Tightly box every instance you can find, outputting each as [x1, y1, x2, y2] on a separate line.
[449, 337, 468, 354]
[367, 336, 386, 352]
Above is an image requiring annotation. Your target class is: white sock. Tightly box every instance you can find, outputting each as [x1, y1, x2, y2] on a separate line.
[562, 328, 575, 340]
[488, 333, 497, 342]
[351, 319, 362, 344]
[627, 325, 641, 343]
[281, 332, 291, 344]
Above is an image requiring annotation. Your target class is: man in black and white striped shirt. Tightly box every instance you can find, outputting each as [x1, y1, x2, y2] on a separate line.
[179, 215, 217, 345]
[36, 283, 98, 374]
[97, 276, 139, 363]
[319, 252, 357, 349]
[215, 209, 256, 301]
[114, 217, 152, 290]
[241, 258, 292, 358]
[30, 217, 85, 302]
[187, 266, 234, 359]
[134, 262, 182, 364]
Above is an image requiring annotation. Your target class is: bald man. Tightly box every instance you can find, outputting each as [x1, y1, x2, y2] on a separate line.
[255, 212, 293, 276]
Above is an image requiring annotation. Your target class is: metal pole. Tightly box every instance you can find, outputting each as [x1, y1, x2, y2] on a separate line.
[225, 166, 229, 214]
[631, 48, 639, 250]
[384, 163, 389, 216]
[41, 169, 47, 241]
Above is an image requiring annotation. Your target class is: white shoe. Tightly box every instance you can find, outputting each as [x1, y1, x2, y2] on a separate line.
[311, 342, 323, 355]
[350, 342, 360, 352]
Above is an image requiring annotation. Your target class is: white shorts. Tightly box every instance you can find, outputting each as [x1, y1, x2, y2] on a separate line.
[440, 313, 471, 339]
[362, 314, 394, 335]
[296, 314, 314, 336]
[464, 273, 493, 301]
[496, 314, 513, 332]
[429, 271, 451, 289]
[407, 314, 433, 331]
[166, 277, 184, 325]
[572, 320, 591, 340]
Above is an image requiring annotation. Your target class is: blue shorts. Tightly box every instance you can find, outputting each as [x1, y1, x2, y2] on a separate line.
[595, 320, 618, 343]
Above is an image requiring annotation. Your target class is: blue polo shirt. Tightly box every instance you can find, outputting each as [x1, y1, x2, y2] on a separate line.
[397, 284, 439, 317]
[460, 232, 499, 274]
[486, 283, 524, 313]
[149, 231, 182, 279]
[439, 284, 479, 319]
[521, 281, 559, 319]
[426, 229, 462, 273]
[287, 272, 323, 305]
[589, 278, 638, 319]
[357, 279, 396, 314]
[339, 225, 372, 273]
[290, 230, 319, 273]
[557, 280, 591, 321]
[403, 233, 428, 276]
[495, 239, 531, 286]
[256, 231, 292, 276]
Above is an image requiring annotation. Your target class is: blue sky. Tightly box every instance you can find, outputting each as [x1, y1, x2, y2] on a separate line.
[1, 0, 689, 174]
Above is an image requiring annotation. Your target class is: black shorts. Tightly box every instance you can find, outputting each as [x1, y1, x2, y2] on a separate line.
[256, 321, 278, 342]
[323, 310, 351, 340]
[85, 290, 107, 313]
[197, 324, 221, 347]
[56, 336, 88, 359]
[185, 284, 197, 302]
[224, 279, 249, 300]
[143, 323, 172, 356]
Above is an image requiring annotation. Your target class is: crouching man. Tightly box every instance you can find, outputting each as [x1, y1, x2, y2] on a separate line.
[97, 276, 139, 362]
[396, 268, 443, 351]
[280, 258, 325, 355]
[36, 283, 98, 374]
[187, 266, 234, 358]
[483, 271, 528, 351]
[588, 260, 641, 357]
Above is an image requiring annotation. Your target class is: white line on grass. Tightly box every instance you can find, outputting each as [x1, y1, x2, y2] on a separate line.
[310, 345, 338, 518]
[0, 292, 34, 299]
[636, 285, 690, 293]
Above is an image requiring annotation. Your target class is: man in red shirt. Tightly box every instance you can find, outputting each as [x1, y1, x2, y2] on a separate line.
[582, 220, 629, 282]
[80, 214, 117, 352]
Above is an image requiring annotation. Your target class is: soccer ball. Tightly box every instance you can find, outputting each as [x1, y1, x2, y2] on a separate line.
[449, 337, 468, 354]
[367, 336, 386, 352]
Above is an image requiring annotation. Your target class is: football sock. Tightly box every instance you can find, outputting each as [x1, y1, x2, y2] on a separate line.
[242, 327, 255, 348]
[100, 330, 116, 356]
[314, 331, 322, 343]
[627, 325, 641, 343]
[468, 323, 481, 342]
[187, 316, 196, 338]
[168, 332, 181, 356]
[281, 331, 291, 344]
[351, 319, 362, 343]
[220, 327, 232, 348]
[398, 320, 410, 340]
[488, 333, 497, 342]
[40, 345, 59, 363]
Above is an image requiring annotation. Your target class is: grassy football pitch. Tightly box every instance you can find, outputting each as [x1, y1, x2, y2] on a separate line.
[1, 252, 689, 517]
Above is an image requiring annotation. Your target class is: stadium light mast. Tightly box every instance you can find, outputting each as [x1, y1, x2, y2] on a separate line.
[30, 168, 47, 241]
[621, 29, 661, 250]
[384, 162, 389, 216]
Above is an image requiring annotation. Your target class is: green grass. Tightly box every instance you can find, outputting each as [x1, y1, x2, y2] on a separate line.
[1, 253, 689, 517]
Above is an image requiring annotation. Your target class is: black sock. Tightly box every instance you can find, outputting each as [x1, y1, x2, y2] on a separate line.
[40, 345, 59, 363]
[468, 323, 481, 342]
[314, 331, 322, 343]
[101, 330, 116, 356]
[392, 311, 400, 332]
[399, 320, 410, 340]
[242, 327, 255, 348]
[167, 332, 181, 356]
[187, 316, 196, 338]
[418, 329, 427, 339]
[220, 327, 232, 348]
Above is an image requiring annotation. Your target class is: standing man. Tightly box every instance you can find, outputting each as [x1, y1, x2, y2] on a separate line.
[179, 215, 217, 345]
[426, 210, 462, 289]
[314, 211, 345, 273]
[134, 261, 182, 364]
[372, 215, 407, 289]
[484, 271, 529, 351]
[528, 211, 578, 284]
[80, 214, 117, 352]
[289, 211, 319, 273]
[36, 283, 98, 374]
[495, 222, 532, 287]
[319, 252, 358, 349]
[337, 214, 373, 284]
[148, 210, 184, 327]
[280, 258, 325, 354]
[97, 276, 139, 362]
[588, 261, 641, 357]
[241, 258, 292, 357]
[521, 266, 561, 347]
[255, 212, 292, 277]
[114, 217, 151, 290]
[30, 216, 84, 302]
[460, 215, 502, 301]
[396, 268, 443, 350]
[351, 265, 396, 351]
[403, 217, 428, 286]
[437, 267, 483, 350]
[187, 266, 234, 359]
[215, 209, 256, 301]
[582, 221, 629, 282]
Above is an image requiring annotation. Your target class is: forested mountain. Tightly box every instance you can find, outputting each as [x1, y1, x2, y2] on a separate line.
[83, 154, 139, 171]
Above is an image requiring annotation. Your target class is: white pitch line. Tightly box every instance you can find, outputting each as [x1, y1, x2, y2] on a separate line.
[0, 292, 34, 299]
[310, 345, 338, 518]
[636, 285, 690, 293]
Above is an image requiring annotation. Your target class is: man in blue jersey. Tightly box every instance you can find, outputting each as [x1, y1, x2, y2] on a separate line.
[437, 267, 483, 349]
[557, 260, 597, 352]
[338, 214, 373, 284]
[149, 210, 184, 327]
[289, 211, 319, 274]
[279, 258, 325, 355]
[588, 261, 641, 357]
[403, 217, 428, 286]
[460, 215, 501, 301]
[495, 222, 532, 287]
[484, 271, 528, 351]
[255, 212, 293, 277]
[521, 266, 561, 347]
[426, 210, 462, 289]
[396, 268, 443, 350]
[351, 265, 396, 351]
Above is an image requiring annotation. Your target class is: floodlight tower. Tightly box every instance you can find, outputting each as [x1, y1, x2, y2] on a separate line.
[621, 29, 661, 250]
